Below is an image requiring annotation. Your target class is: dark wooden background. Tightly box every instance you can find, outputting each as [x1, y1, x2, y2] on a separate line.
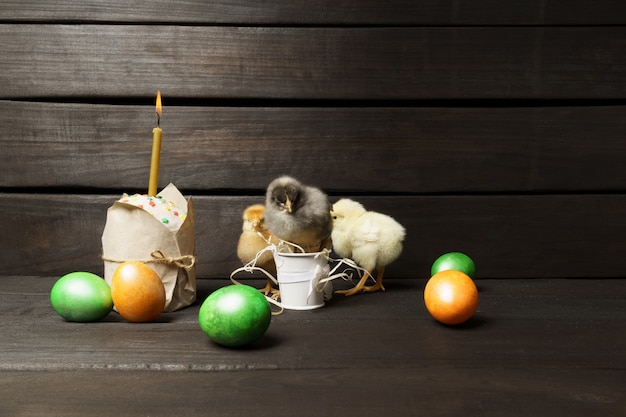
[1, 1, 625, 279]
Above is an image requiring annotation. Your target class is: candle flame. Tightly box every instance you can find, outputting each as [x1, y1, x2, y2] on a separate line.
[155, 90, 162, 125]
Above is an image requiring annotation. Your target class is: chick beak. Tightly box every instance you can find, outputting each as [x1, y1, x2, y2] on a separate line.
[284, 196, 293, 213]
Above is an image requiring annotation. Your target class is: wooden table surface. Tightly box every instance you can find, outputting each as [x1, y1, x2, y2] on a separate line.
[1, 276, 624, 416]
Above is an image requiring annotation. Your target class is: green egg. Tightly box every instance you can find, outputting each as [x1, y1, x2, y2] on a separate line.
[50, 272, 113, 322]
[198, 285, 271, 347]
[431, 252, 476, 279]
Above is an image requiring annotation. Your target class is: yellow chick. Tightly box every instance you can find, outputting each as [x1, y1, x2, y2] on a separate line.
[237, 204, 279, 295]
[330, 199, 406, 296]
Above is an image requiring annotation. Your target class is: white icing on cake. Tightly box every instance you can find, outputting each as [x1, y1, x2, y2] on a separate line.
[118, 193, 187, 232]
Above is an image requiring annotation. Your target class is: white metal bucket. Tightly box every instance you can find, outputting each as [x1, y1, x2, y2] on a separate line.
[273, 251, 330, 310]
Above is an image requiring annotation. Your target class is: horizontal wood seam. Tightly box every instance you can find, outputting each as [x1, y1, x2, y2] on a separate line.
[5, 97, 626, 108]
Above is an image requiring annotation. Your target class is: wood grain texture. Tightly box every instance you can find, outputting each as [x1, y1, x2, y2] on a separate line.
[1, 0, 625, 25]
[2, 100, 625, 193]
[2, 193, 625, 278]
[0, 276, 624, 416]
[1, 2, 624, 415]
[1, 26, 625, 100]
[3, 277, 623, 369]
[2, 367, 624, 417]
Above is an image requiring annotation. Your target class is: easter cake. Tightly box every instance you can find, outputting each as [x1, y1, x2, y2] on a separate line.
[101, 183, 196, 312]
[117, 193, 187, 232]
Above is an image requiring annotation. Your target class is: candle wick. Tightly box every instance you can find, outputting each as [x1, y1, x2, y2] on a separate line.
[156, 113, 161, 128]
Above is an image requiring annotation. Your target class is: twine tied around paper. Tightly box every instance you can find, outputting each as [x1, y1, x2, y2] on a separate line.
[102, 250, 196, 271]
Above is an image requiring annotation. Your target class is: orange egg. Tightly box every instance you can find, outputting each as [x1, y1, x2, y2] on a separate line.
[111, 261, 166, 322]
[424, 270, 478, 325]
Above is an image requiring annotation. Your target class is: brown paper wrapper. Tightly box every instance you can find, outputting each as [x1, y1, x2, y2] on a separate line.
[101, 183, 196, 312]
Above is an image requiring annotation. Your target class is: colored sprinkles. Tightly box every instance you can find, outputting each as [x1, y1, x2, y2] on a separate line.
[118, 193, 187, 231]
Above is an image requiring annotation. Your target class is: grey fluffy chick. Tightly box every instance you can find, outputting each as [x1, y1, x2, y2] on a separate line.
[264, 176, 332, 252]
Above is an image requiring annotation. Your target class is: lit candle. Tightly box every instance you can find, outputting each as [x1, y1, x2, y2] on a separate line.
[148, 90, 162, 196]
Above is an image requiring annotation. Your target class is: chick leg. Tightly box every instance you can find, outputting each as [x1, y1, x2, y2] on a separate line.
[259, 277, 274, 296]
[336, 270, 373, 296]
[363, 266, 385, 293]
[270, 287, 281, 300]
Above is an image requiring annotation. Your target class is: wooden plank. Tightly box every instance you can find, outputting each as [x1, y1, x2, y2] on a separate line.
[2, 367, 624, 417]
[2, 277, 624, 370]
[1, 26, 625, 100]
[0, 277, 624, 416]
[2, 101, 625, 193]
[1, 193, 625, 278]
[2, 277, 625, 370]
[1, 0, 624, 25]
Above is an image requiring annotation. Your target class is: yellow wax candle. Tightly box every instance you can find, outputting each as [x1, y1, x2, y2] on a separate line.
[148, 91, 162, 196]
